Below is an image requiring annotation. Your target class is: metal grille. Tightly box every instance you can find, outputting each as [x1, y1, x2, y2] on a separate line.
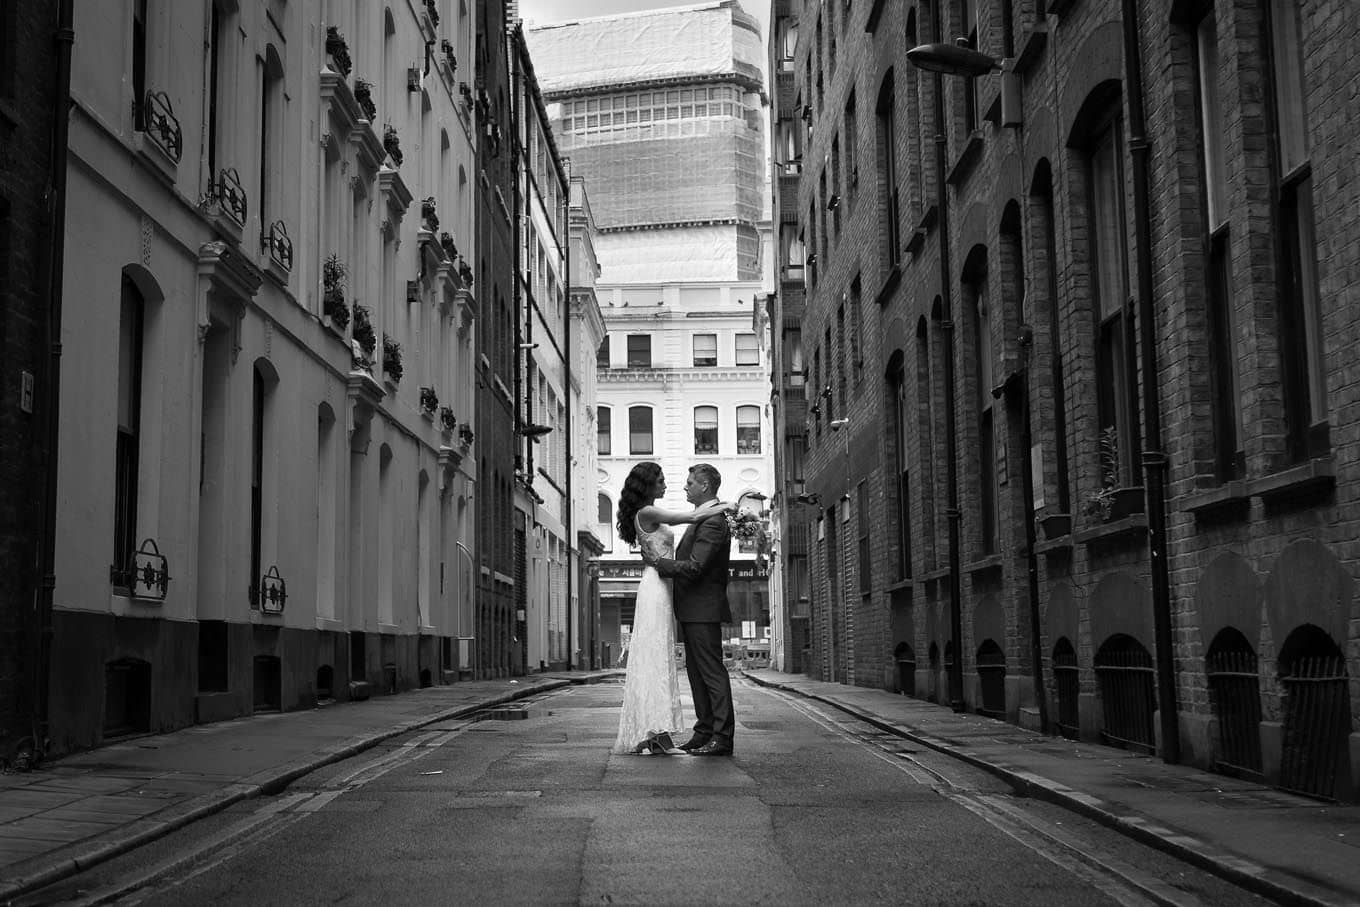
[1279, 654, 1350, 801]
[1205, 641, 1263, 778]
[927, 643, 940, 703]
[1053, 639, 1080, 740]
[976, 641, 1006, 717]
[1095, 636, 1157, 754]
[895, 643, 916, 697]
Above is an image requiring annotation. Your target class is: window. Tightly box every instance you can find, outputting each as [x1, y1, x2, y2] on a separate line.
[966, 258, 998, 556]
[959, 0, 979, 134]
[112, 276, 144, 587]
[737, 405, 761, 454]
[1089, 117, 1137, 487]
[626, 334, 651, 368]
[628, 406, 653, 454]
[598, 493, 613, 552]
[836, 303, 847, 410]
[1034, 163, 1071, 514]
[849, 276, 863, 376]
[207, 2, 224, 177]
[596, 337, 610, 369]
[875, 73, 901, 270]
[1192, 11, 1242, 479]
[831, 135, 842, 236]
[857, 481, 872, 596]
[132, 0, 148, 129]
[259, 46, 283, 228]
[694, 406, 719, 454]
[844, 91, 858, 205]
[597, 405, 611, 455]
[735, 332, 759, 366]
[249, 364, 274, 607]
[693, 333, 718, 367]
[1266, 0, 1325, 460]
[890, 357, 911, 579]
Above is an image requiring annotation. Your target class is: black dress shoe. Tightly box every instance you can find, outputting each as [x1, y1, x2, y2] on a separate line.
[688, 740, 733, 757]
[678, 735, 711, 752]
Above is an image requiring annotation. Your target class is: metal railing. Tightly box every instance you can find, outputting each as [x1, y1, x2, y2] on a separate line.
[1279, 653, 1350, 800]
[1095, 636, 1157, 754]
[976, 641, 1005, 717]
[1206, 645, 1263, 777]
[1052, 640, 1080, 740]
[137, 90, 183, 163]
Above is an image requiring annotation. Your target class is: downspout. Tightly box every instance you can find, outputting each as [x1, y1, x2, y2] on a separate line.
[930, 63, 965, 711]
[508, 26, 528, 677]
[33, 0, 76, 751]
[1122, 0, 1178, 763]
[561, 165, 573, 670]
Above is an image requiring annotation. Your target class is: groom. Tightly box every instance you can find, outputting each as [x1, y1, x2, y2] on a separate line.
[642, 463, 735, 756]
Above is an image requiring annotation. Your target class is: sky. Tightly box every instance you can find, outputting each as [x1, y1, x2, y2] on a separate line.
[519, 0, 769, 51]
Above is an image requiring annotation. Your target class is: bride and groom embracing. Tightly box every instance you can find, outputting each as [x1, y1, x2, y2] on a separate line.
[612, 461, 737, 758]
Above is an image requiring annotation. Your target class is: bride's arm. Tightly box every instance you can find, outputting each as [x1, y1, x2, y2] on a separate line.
[638, 503, 727, 527]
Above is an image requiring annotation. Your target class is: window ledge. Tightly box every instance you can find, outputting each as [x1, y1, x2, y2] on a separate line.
[946, 132, 985, 187]
[1074, 513, 1148, 546]
[1014, 23, 1049, 76]
[1034, 535, 1074, 557]
[885, 578, 915, 593]
[1181, 480, 1250, 518]
[918, 566, 951, 583]
[965, 554, 1003, 576]
[1247, 456, 1336, 505]
[874, 265, 902, 306]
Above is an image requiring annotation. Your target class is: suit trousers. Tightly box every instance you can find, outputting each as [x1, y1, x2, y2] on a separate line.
[679, 621, 734, 745]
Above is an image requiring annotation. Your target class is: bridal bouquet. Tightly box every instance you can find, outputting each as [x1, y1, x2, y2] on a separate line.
[726, 507, 763, 540]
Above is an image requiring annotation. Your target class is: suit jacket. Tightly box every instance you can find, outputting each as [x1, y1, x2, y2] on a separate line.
[653, 509, 732, 624]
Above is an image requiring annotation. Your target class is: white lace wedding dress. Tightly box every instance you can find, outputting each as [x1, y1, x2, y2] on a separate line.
[612, 518, 684, 753]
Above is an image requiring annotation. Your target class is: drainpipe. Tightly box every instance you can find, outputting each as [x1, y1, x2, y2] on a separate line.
[931, 71, 965, 713]
[32, 0, 76, 753]
[561, 162, 573, 670]
[1121, 0, 1179, 764]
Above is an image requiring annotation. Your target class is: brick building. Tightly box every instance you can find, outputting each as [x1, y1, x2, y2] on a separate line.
[0, 0, 63, 764]
[769, 0, 1359, 800]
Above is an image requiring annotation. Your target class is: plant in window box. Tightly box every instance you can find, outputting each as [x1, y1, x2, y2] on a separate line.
[457, 258, 473, 287]
[1082, 426, 1144, 522]
[421, 197, 439, 232]
[458, 423, 475, 447]
[322, 255, 350, 330]
[351, 302, 376, 358]
[439, 231, 458, 263]
[439, 406, 457, 433]
[419, 386, 439, 415]
[382, 334, 403, 383]
[1035, 507, 1072, 540]
[354, 78, 377, 121]
[383, 124, 404, 167]
[325, 26, 353, 77]
[423, 0, 440, 27]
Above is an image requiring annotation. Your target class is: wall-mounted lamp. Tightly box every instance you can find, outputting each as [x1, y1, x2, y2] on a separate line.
[794, 493, 822, 506]
[906, 38, 1020, 127]
[827, 194, 841, 211]
[520, 423, 553, 441]
[829, 417, 849, 432]
[518, 342, 539, 350]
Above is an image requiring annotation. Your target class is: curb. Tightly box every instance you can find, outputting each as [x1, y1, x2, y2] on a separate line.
[0, 674, 610, 903]
[744, 673, 1349, 907]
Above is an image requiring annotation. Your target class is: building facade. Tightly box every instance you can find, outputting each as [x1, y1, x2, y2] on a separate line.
[771, 0, 1360, 800]
[510, 24, 573, 672]
[528, 2, 776, 660]
[48, 0, 482, 753]
[0, 0, 65, 765]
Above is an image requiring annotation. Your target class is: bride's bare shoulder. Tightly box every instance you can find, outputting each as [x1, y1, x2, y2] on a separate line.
[634, 505, 662, 533]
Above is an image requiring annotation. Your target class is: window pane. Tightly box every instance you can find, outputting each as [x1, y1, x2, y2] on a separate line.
[626, 334, 651, 368]
[1195, 18, 1228, 229]
[597, 406, 611, 455]
[736, 405, 761, 454]
[1090, 127, 1128, 320]
[735, 332, 759, 365]
[629, 406, 653, 454]
[694, 333, 717, 366]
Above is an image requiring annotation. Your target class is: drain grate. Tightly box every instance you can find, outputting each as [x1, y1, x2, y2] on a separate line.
[474, 707, 552, 721]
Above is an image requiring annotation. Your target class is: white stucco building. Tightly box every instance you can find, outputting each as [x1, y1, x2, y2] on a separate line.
[51, 0, 479, 751]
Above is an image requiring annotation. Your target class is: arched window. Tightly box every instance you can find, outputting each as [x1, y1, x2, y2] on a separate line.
[875, 72, 901, 271]
[259, 45, 284, 227]
[736, 405, 761, 454]
[597, 493, 613, 552]
[249, 360, 279, 607]
[694, 406, 719, 454]
[964, 248, 997, 556]
[628, 406, 653, 455]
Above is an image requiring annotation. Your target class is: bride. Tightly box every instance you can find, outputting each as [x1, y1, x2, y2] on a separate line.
[613, 462, 728, 755]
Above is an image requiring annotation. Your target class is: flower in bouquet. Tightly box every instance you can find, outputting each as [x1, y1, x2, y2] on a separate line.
[726, 506, 763, 540]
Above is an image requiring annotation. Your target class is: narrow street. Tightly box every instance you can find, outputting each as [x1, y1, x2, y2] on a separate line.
[21, 678, 1271, 906]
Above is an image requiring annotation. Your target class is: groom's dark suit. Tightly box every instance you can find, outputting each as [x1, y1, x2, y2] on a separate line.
[652, 503, 735, 749]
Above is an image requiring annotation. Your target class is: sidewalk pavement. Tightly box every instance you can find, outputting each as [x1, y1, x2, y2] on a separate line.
[0, 670, 621, 902]
[744, 669, 1360, 907]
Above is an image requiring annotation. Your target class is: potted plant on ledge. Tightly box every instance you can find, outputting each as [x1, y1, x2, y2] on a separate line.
[1082, 427, 1145, 523]
[382, 334, 403, 384]
[419, 386, 439, 417]
[458, 423, 475, 447]
[322, 255, 350, 332]
[439, 406, 457, 433]
[383, 124, 403, 167]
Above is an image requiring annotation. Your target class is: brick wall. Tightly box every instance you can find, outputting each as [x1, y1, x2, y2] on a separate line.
[0, 0, 57, 751]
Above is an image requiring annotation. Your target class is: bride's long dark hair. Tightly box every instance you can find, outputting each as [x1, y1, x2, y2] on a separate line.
[616, 461, 663, 546]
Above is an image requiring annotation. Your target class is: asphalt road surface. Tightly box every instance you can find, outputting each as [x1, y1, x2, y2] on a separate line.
[24, 677, 1276, 906]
